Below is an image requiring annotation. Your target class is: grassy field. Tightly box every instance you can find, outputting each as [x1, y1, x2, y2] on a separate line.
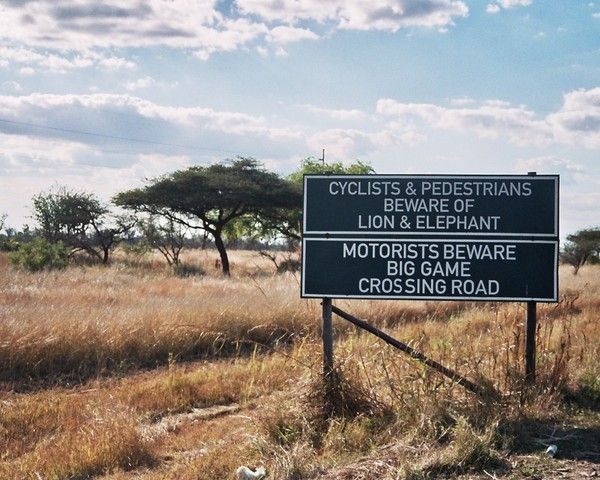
[1, 250, 599, 479]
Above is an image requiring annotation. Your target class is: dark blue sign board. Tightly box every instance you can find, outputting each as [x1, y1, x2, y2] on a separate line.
[302, 174, 559, 302]
[302, 238, 557, 301]
[304, 175, 558, 237]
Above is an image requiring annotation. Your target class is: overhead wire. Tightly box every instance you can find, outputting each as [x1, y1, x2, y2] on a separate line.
[0, 117, 248, 157]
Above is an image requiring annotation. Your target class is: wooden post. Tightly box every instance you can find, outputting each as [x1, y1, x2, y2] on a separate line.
[525, 300, 537, 384]
[322, 297, 334, 413]
[525, 171, 537, 385]
[322, 298, 334, 378]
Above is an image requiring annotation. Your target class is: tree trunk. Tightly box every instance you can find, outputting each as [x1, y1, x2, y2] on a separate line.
[213, 232, 230, 276]
[102, 246, 110, 264]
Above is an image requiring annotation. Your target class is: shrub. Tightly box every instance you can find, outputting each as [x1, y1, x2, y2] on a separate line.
[173, 263, 205, 277]
[9, 237, 69, 272]
[563, 370, 600, 410]
[0, 238, 20, 252]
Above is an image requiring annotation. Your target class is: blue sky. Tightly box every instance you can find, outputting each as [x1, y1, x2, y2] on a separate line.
[0, 0, 598, 236]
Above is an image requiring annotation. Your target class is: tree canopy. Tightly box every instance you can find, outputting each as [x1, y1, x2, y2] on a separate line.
[561, 227, 600, 274]
[114, 157, 302, 275]
[33, 187, 134, 263]
[287, 157, 374, 184]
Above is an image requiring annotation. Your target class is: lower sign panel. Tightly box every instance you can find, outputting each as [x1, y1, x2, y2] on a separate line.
[302, 238, 558, 301]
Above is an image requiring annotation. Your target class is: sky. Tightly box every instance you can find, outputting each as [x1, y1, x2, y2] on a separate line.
[0, 0, 598, 236]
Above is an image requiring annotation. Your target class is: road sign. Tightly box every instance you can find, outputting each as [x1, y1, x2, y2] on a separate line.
[302, 174, 559, 302]
[302, 238, 558, 301]
[303, 175, 558, 237]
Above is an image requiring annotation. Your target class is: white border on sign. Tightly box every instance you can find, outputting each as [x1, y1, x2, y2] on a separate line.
[302, 175, 559, 237]
[301, 237, 559, 302]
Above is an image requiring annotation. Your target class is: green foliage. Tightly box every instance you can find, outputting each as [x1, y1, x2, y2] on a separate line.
[32, 186, 134, 264]
[9, 237, 69, 272]
[0, 238, 20, 252]
[564, 370, 600, 410]
[121, 239, 152, 257]
[287, 157, 374, 184]
[137, 216, 187, 267]
[33, 187, 106, 242]
[115, 158, 300, 221]
[405, 418, 503, 479]
[561, 227, 600, 274]
[173, 263, 205, 277]
[114, 157, 301, 275]
[256, 157, 374, 242]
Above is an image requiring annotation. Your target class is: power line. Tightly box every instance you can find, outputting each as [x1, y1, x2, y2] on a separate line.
[0, 117, 244, 156]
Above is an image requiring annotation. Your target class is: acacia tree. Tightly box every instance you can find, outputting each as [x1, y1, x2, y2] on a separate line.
[561, 227, 600, 275]
[33, 187, 135, 263]
[138, 216, 187, 267]
[114, 158, 302, 276]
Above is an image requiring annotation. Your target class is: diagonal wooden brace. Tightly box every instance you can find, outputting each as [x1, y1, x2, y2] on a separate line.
[331, 305, 499, 399]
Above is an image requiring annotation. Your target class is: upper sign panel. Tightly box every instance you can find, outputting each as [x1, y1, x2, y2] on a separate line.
[303, 175, 559, 237]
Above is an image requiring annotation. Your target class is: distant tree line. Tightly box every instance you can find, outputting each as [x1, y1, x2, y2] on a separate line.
[1, 157, 372, 274]
[2, 157, 598, 276]
[560, 228, 600, 275]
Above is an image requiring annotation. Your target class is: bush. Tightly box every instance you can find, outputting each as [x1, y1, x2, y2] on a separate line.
[9, 238, 69, 272]
[173, 263, 205, 277]
[563, 371, 600, 411]
[0, 238, 20, 252]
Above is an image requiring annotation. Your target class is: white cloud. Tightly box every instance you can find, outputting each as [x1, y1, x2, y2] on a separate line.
[1, 80, 22, 92]
[377, 87, 600, 148]
[125, 76, 156, 91]
[266, 26, 319, 44]
[450, 97, 476, 106]
[546, 88, 600, 149]
[192, 18, 269, 60]
[307, 125, 423, 159]
[274, 46, 288, 57]
[0, 0, 469, 67]
[307, 128, 380, 159]
[377, 98, 551, 145]
[19, 67, 35, 76]
[126, 153, 192, 180]
[514, 156, 585, 183]
[301, 104, 367, 120]
[0, 1, 268, 62]
[497, 0, 533, 7]
[0, 133, 95, 175]
[0, 46, 135, 73]
[96, 56, 137, 71]
[256, 45, 269, 56]
[0, 93, 303, 156]
[561, 190, 600, 234]
[486, 0, 532, 12]
[0, 132, 195, 227]
[237, 0, 469, 31]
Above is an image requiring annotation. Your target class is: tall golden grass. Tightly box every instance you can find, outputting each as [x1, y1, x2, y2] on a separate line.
[0, 249, 471, 385]
[0, 250, 599, 478]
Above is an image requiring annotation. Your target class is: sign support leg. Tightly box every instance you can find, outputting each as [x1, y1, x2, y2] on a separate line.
[525, 300, 537, 384]
[322, 297, 334, 412]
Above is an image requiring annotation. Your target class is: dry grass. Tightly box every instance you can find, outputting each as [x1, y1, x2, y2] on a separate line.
[0, 249, 470, 386]
[1, 250, 599, 479]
